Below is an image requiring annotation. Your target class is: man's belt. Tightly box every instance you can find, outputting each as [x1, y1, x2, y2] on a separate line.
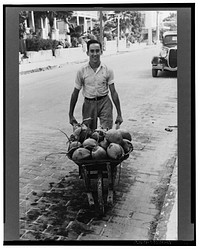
[85, 95, 107, 101]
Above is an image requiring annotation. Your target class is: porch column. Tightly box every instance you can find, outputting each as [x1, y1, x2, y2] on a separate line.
[45, 17, 48, 38]
[40, 17, 46, 39]
[84, 17, 87, 33]
[24, 18, 30, 37]
[77, 14, 79, 25]
[90, 19, 93, 31]
[65, 21, 71, 45]
[31, 11, 35, 32]
[41, 17, 43, 29]
[53, 17, 57, 29]
[24, 18, 29, 37]
[52, 17, 59, 40]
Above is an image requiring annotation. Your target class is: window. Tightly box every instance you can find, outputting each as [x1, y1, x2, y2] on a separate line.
[164, 35, 177, 45]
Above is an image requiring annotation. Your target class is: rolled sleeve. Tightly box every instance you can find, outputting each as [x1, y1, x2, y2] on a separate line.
[75, 69, 83, 90]
[107, 68, 114, 85]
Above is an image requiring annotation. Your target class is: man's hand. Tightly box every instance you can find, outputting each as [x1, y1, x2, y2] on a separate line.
[109, 84, 123, 127]
[69, 115, 78, 126]
[69, 88, 80, 126]
[115, 115, 123, 125]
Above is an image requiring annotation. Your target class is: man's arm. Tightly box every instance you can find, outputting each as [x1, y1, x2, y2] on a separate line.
[69, 87, 80, 125]
[109, 83, 123, 125]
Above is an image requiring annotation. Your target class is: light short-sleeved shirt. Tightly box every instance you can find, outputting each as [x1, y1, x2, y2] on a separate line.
[75, 62, 114, 98]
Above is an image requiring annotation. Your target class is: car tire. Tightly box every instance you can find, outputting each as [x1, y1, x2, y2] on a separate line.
[152, 69, 158, 77]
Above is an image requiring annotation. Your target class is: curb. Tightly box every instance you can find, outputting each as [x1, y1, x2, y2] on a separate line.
[19, 51, 119, 75]
[165, 158, 177, 240]
[154, 157, 177, 240]
[19, 44, 158, 75]
[19, 59, 88, 76]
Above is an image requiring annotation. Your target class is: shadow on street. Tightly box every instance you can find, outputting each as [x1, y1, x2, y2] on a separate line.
[157, 71, 177, 78]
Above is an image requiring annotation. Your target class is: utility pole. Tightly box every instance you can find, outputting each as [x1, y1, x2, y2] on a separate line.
[117, 13, 120, 52]
[156, 11, 160, 44]
[147, 11, 153, 45]
[100, 11, 103, 45]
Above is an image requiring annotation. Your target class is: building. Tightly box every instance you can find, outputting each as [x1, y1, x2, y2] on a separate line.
[72, 11, 98, 32]
[22, 10, 98, 44]
[140, 11, 158, 44]
[140, 11, 177, 44]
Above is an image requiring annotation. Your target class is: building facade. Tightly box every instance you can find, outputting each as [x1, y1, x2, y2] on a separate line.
[140, 11, 177, 44]
[23, 11, 98, 43]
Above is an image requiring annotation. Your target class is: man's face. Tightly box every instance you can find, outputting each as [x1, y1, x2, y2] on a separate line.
[87, 43, 102, 65]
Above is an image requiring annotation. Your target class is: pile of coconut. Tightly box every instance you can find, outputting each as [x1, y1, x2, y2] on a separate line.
[66, 123, 133, 162]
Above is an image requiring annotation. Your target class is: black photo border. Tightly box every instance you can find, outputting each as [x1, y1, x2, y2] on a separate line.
[3, 3, 196, 246]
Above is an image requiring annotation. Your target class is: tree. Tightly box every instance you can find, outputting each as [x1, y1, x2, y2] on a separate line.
[92, 11, 142, 42]
[34, 11, 73, 38]
[163, 12, 177, 22]
[118, 11, 142, 42]
[56, 11, 73, 22]
[162, 12, 177, 31]
[19, 11, 29, 56]
[19, 11, 29, 39]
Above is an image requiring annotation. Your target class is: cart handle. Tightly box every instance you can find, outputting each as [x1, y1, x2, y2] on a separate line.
[115, 123, 120, 130]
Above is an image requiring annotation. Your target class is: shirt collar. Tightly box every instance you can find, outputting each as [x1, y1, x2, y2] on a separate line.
[87, 62, 105, 71]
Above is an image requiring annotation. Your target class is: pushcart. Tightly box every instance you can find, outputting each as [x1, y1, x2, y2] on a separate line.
[71, 153, 131, 214]
[64, 122, 133, 214]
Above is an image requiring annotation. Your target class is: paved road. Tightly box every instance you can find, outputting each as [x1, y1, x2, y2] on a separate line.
[19, 47, 177, 241]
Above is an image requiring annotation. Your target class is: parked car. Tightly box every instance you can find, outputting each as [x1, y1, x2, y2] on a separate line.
[151, 31, 177, 77]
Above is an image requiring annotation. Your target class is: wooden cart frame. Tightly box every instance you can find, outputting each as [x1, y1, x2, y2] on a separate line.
[73, 156, 129, 214]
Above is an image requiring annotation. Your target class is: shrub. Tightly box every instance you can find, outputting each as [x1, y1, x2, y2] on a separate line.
[63, 40, 70, 48]
[104, 33, 113, 41]
[26, 37, 59, 52]
[71, 37, 79, 47]
[39, 39, 52, 50]
[51, 39, 59, 50]
[26, 37, 40, 51]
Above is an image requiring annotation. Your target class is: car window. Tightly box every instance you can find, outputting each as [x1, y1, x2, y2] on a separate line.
[163, 35, 177, 45]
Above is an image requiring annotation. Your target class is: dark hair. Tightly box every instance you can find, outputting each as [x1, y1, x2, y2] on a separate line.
[87, 39, 102, 52]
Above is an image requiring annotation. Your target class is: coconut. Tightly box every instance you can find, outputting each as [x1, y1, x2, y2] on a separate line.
[107, 143, 124, 160]
[105, 129, 123, 145]
[121, 139, 133, 154]
[99, 138, 109, 150]
[91, 131, 100, 142]
[78, 130, 92, 143]
[78, 125, 92, 143]
[121, 140, 129, 154]
[92, 146, 107, 160]
[72, 126, 82, 140]
[91, 131, 104, 142]
[118, 129, 132, 141]
[82, 138, 98, 150]
[68, 141, 82, 150]
[72, 148, 91, 161]
[95, 127, 107, 134]
[66, 141, 81, 159]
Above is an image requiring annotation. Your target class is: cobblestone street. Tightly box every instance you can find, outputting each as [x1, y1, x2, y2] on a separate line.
[19, 115, 177, 241]
[19, 47, 177, 242]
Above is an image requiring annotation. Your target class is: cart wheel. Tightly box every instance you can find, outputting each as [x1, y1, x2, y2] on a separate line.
[97, 171, 104, 214]
[107, 190, 113, 206]
[86, 192, 95, 207]
[112, 165, 118, 187]
[82, 167, 94, 207]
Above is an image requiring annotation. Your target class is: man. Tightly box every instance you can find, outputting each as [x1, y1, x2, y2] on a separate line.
[69, 39, 123, 130]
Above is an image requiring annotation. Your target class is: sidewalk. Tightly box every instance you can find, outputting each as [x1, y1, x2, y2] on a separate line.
[154, 157, 178, 240]
[19, 42, 152, 75]
[165, 158, 177, 240]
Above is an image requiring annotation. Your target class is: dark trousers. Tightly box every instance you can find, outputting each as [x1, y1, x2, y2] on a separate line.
[82, 95, 113, 130]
